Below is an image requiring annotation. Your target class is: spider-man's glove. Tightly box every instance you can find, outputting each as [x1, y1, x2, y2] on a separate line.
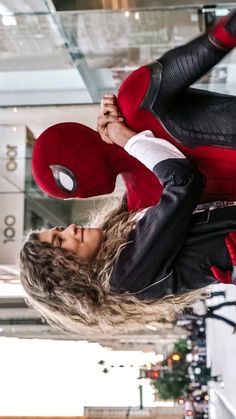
[211, 232, 236, 285]
[209, 9, 236, 50]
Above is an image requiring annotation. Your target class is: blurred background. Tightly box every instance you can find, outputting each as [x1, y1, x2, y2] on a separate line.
[1, 1, 236, 418]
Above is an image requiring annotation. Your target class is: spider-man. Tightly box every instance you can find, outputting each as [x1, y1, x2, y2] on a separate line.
[32, 10, 236, 212]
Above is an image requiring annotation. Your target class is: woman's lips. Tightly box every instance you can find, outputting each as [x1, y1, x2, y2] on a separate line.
[74, 224, 84, 242]
[81, 226, 84, 242]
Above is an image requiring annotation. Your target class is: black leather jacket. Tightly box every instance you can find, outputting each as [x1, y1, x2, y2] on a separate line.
[110, 158, 234, 299]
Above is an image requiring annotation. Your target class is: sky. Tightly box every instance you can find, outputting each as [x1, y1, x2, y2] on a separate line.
[0, 337, 161, 416]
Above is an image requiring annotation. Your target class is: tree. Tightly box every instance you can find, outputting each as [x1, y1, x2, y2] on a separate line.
[152, 369, 189, 400]
[173, 338, 189, 357]
[151, 338, 190, 400]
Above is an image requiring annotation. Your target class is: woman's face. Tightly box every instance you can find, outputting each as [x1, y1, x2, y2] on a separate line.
[38, 224, 103, 262]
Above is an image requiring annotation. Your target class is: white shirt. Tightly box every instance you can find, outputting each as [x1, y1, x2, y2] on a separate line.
[124, 130, 185, 171]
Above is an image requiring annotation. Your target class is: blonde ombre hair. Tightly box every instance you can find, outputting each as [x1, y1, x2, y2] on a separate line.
[19, 199, 209, 337]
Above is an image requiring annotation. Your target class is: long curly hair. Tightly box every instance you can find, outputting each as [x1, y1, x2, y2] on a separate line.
[19, 199, 209, 337]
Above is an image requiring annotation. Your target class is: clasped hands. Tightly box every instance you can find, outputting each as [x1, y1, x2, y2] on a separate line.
[97, 94, 136, 148]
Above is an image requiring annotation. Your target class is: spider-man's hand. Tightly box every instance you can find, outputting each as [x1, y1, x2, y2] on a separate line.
[211, 232, 236, 285]
[209, 9, 236, 50]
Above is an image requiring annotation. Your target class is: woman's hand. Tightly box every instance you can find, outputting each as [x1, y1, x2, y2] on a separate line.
[97, 94, 137, 148]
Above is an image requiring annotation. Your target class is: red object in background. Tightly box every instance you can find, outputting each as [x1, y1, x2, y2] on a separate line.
[145, 369, 160, 379]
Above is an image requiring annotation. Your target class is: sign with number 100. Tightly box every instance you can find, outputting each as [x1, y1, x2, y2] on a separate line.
[4, 215, 16, 244]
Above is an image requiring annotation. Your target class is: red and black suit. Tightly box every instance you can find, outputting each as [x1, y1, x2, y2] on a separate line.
[118, 10, 236, 203]
[33, 11, 236, 209]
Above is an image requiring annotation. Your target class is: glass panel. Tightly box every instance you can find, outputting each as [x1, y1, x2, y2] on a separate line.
[60, 8, 200, 94]
[0, 5, 235, 105]
[59, 5, 236, 96]
[0, 0, 52, 13]
[0, 14, 71, 71]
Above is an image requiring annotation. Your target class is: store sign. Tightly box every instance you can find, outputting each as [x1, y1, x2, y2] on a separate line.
[0, 125, 26, 192]
[0, 125, 26, 264]
[3, 214, 17, 244]
[0, 192, 24, 264]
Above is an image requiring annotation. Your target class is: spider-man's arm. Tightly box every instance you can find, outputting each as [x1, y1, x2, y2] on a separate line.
[153, 10, 236, 112]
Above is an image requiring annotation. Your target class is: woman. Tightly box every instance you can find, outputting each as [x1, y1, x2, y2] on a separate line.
[20, 98, 236, 336]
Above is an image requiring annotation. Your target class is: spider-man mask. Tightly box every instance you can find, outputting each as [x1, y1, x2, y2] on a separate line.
[32, 122, 162, 210]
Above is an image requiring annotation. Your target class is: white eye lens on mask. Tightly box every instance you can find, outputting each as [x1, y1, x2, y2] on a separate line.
[49, 164, 77, 193]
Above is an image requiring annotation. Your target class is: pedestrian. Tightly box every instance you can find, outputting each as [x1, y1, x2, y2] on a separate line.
[182, 301, 236, 333]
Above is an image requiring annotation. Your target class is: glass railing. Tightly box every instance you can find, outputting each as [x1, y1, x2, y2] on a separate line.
[0, 3, 235, 106]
